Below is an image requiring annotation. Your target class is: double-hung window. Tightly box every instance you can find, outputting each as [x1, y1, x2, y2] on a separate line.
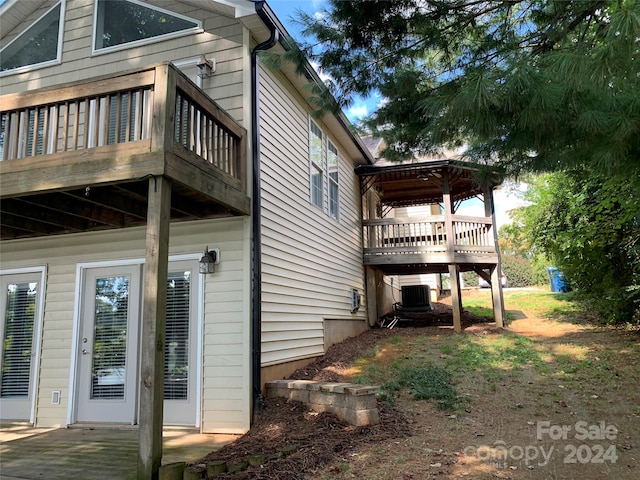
[309, 121, 324, 209]
[309, 119, 340, 220]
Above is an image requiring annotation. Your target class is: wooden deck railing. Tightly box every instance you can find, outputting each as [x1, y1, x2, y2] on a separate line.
[363, 215, 495, 257]
[0, 63, 246, 189]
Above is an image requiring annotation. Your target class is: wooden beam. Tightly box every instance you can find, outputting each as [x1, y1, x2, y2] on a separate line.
[484, 186, 505, 328]
[138, 176, 171, 480]
[0, 143, 161, 198]
[365, 267, 379, 327]
[442, 173, 455, 256]
[449, 264, 462, 333]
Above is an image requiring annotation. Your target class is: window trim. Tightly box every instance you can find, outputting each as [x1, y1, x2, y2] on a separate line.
[92, 0, 203, 56]
[0, 1, 66, 77]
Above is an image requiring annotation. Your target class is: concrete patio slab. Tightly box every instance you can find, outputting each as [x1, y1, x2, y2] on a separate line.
[0, 424, 237, 480]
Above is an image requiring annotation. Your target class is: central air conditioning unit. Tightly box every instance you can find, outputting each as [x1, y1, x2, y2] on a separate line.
[350, 288, 362, 313]
[400, 285, 432, 311]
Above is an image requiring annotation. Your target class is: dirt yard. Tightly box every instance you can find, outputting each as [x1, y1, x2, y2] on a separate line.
[198, 289, 640, 479]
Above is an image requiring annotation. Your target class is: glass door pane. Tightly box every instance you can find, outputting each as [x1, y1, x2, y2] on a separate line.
[90, 276, 129, 400]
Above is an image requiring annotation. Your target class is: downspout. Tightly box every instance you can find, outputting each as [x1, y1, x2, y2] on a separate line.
[250, 0, 279, 421]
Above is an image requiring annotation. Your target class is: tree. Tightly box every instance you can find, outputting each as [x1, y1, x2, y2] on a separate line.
[518, 171, 640, 323]
[296, 0, 640, 177]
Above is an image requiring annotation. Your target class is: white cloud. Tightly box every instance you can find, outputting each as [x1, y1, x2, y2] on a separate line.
[346, 104, 368, 121]
[309, 61, 332, 83]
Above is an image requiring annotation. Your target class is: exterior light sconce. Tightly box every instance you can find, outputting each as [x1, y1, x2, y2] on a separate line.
[197, 55, 216, 78]
[199, 247, 219, 274]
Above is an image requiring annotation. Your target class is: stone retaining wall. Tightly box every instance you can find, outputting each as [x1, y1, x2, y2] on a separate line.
[265, 380, 380, 426]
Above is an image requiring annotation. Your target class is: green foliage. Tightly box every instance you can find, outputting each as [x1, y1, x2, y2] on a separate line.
[501, 254, 533, 288]
[530, 255, 552, 287]
[461, 271, 477, 288]
[394, 366, 458, 410]
[519, 171, 640, 324]
[298, 0, 640, 178]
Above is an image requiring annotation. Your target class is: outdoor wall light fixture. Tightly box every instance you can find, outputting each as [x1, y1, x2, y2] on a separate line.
[197, 54, 216, 78]
[199, 247, 219, 274]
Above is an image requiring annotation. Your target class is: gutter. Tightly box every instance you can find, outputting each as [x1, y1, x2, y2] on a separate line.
[250, 0, 279, 421]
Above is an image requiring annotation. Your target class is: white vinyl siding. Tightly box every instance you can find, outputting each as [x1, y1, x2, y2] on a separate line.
[0, 219, 251, 433]
[258, 65, 366, 367]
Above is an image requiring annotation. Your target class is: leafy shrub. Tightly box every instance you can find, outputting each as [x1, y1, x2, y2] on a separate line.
[501, 254, 533, 287]
[461, 271, 478, 288]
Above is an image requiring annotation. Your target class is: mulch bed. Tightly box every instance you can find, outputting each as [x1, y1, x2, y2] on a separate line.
[195, 302, 493, 478]
[198, 399, 413, 479]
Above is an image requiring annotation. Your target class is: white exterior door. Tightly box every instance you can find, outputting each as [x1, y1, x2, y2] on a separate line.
[74, 261, 198, 425]
[0, 272, 42, 421]
[76, 266, 141, 423]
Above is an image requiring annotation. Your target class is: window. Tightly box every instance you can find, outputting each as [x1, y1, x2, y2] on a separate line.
[309, 120, 324, 209]
[308, 119, 340, 219]
[327, 141, 340, 219]
[164, 270, 191, 401]
[94, 0, 201, 53]
[0, 2, 64, 74]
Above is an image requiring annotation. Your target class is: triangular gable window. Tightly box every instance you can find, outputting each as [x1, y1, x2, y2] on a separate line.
[94, 0, 201, 53]
[0, 2, 64, 73]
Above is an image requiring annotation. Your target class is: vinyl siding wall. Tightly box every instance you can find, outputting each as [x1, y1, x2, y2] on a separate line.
[0, 0, 246, 122]
[0, 218, 251, 433]
[258, 66, 367, 367]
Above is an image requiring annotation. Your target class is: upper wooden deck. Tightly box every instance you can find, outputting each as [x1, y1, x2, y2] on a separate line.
[357, 160, 501, 275]
[363, 215, 498, 274]
[0, 63, 249, 240]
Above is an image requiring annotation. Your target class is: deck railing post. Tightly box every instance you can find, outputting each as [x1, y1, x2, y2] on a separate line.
[151, 64, 176, 155]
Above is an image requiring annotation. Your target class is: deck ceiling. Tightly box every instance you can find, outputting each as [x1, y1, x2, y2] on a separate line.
[356, 160, 501, 208]
[0, 180, 240, 241]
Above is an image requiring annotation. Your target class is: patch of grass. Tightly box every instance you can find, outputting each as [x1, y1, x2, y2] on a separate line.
[350, 337, 459, 410]
[393, 365, 458, 410]
[442, 332, 548, 377]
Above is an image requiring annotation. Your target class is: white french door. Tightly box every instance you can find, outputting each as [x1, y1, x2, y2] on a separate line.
[0, 272, 43, 421]
[75, 261, 198, 425]
[76, 265, 141, 423]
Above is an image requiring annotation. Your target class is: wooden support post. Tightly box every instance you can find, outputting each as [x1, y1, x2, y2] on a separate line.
[138, 175, 172, 480]
[442, 173, 455, 256]
[490, 265, 505, 328]
[443, 172, 462, 332]
[365, 267, 379, 327]
[449, 264, 462, 333]
[483, 186, 505, 328]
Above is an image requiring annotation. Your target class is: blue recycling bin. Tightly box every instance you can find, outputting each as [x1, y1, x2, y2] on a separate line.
[546, 267, 571, 293]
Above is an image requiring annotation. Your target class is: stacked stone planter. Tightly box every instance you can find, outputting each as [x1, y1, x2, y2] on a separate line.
[265, 380, 380, 426]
